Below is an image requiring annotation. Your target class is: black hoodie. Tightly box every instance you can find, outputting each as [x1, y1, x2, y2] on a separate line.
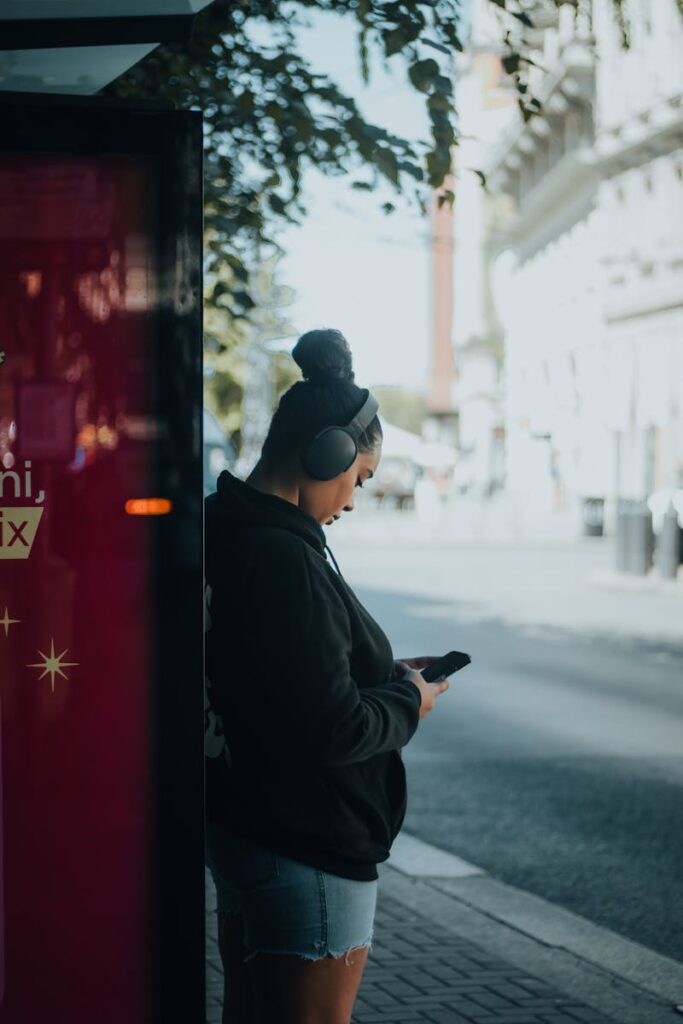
[204, 469, 422, 881]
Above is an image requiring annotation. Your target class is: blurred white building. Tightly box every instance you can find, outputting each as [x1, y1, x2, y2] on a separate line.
[472, 0, 683, 530]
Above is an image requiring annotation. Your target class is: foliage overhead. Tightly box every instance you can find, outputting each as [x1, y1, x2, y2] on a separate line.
[105, 0, 631, 334]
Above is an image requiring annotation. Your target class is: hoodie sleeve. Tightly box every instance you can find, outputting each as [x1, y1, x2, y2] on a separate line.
[243, 538, 422, 768]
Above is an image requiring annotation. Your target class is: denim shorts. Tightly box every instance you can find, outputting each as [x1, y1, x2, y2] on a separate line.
[206, 824, 377, 963]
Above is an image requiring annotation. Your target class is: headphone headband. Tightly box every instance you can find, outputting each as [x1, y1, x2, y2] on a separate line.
[346, 389, 379, 441]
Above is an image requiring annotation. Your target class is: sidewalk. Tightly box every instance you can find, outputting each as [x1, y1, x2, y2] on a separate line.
[205, 834, 683, 1024]
[347, 490, 682, 562]
[325, 502, 683, 648]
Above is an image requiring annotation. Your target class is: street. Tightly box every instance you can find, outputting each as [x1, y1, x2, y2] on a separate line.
[328, 522, 683, 965]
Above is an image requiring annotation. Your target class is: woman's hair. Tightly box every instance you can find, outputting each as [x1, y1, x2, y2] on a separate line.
[260, 328, 383, 469]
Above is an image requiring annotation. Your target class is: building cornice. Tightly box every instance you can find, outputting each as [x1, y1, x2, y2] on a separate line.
[604, 289, 683, 325]
[595, 99, 683, 177]
[487, 39, 595, 179]
[496, 149, 599, 258]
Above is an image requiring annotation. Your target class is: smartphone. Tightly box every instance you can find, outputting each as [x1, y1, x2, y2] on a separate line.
[420, 650, 471, 683]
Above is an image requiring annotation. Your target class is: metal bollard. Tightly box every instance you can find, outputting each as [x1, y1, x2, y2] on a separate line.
[615, 499, 631, 572]
[657, 503, 682, 580]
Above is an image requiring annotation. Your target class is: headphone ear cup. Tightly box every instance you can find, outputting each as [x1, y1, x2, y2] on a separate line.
[301, 428, 357, 480]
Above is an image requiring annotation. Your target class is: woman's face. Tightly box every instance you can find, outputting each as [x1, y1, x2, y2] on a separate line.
[301, 446, 382, 527]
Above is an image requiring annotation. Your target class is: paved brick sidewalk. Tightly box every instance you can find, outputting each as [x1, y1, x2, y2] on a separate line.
[205, 870, 615, 1024]
[350, 891, 613, 1024]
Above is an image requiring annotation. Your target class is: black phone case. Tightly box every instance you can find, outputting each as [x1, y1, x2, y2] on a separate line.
[420, 650, 471, 682]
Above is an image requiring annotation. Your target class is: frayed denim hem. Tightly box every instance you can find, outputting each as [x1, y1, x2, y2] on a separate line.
[242, 931, 374, 966]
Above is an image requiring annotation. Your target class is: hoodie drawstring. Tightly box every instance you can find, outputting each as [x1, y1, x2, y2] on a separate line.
[325, 544, 344, 579]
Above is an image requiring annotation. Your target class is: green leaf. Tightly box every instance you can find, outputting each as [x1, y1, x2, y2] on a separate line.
[433, 73, 454, 96]
[518, 98, 535, 123]
[232, 290, 255, 310]
[502, 53, 520, 75]
[429, 108, 455, 144]
[426, 149, 451, 189]
[422, 38, 451, 56]
[358, 26, 370, 84]
[225, 255, 249, 282]
[212, 215, 241, 235]
[268, 194, 287, 215]
[428, 91, 453, 112]
[374, 146, 399, 185]
[384, 25, 411, 57]
[440, 22, 464, 53]
[398, 160, 424, 181]
[211, 281, 230, 301]
[361, 123, 385, 141]
[408, 57, 440, 93]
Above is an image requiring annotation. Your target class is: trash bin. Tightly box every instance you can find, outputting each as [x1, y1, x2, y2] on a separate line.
[625, 501, 655, 575]
[582, 496, 605, 537]
[657, 503, 683, 580]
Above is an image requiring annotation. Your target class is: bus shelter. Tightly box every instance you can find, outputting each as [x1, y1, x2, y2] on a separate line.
[0, 5, 209, 1021]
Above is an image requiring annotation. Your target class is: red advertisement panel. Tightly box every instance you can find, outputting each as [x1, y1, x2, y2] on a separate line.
[0, 153, 158, 1022]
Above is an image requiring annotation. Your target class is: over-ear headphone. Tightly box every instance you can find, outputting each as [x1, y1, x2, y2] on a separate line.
[300, 389, 380, 481]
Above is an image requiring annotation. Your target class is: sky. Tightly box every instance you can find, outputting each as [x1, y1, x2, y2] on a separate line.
[264, 8, 441, 393]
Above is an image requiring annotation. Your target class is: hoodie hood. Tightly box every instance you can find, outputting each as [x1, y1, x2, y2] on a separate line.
[206, 469, 328, 559]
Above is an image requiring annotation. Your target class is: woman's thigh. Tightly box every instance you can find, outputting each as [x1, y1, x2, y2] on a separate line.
[206, 825, 377, 1022]
[216, 909, 370, 1024]
[248, 942, 370, 1024]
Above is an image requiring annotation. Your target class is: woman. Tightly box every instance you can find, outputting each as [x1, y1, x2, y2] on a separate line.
[204, 328, 450, 1024]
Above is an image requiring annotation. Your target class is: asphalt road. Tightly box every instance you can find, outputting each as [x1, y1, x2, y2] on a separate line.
[344, 569, 683, 965]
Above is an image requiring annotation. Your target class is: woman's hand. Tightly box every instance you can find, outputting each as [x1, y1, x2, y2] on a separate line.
[392, 656, 448, 721]
[393, 655, 440, 679]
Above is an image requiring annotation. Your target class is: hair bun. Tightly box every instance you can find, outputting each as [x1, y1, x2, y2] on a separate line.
[292, 328, 355, 385]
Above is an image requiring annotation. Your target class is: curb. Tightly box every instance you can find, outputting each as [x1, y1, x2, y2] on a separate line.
[383, 832, 683, 1024]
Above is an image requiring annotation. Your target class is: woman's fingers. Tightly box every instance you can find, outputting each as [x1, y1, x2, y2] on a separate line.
[399, 655, 439, 669]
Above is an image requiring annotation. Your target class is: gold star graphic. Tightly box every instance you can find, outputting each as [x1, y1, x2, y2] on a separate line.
[27, 638, 79, 693]
[0, 607, 21, 638]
